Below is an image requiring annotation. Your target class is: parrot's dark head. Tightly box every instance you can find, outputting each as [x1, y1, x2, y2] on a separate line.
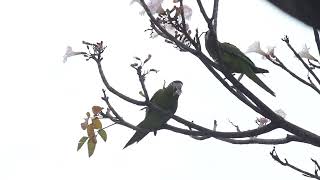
[168, 80, 183, 97]
[205, 30, 215, 42]
[205, 30, 218, 59]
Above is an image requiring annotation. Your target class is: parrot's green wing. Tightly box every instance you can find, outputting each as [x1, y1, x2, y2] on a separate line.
[123, 89, 165, 149]
[220, 43, 268, 73]
[220, 42, 275, 96]
[220, 42, 256, 68]
[204, 31, 274, 96]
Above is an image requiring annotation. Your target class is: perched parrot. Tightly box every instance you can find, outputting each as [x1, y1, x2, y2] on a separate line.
[123, 80, 183, 149]
[205, 30, 275, 96]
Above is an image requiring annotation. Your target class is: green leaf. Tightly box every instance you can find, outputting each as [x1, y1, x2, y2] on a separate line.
[98, 129, 107, 142]
[77, 136, 89, 151]
[87, 138, 96, 157]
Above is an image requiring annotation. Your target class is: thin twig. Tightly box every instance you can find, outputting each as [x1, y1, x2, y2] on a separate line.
[137, 66, 150, 101]
[212, 0, 219, 32]
[269, 56, 320, 94]
[313, 28, 320, 56]
[196, 0, 210, 25]
[270, 147, 320, 179]
[282, 36, 320, 85]
[178, 0, 198, 49]
[97, 61, 146, 106]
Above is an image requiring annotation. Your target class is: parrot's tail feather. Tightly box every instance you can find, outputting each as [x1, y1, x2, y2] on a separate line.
[246, 73, 276, 97]
[254, 67, 269, 74]
[123, 131, 148, 149]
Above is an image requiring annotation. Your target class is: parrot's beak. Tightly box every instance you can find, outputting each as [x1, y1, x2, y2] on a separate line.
[175, 89, 182, 96]
[173, 86, 182, 96]
[170, 80, 183, 96]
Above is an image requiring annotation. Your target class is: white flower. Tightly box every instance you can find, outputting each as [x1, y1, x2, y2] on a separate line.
[298, 44, 319, 62]
[63, 46, 86, 63]
[181, 5, 192, 20]
[131, 0, 164, 15]
[130, 0, 141, 5]
[266, 46, 276, 58]
[63, 46, 74, 63]
[246, 41, 267, 56]
[274, 109, 286, 118]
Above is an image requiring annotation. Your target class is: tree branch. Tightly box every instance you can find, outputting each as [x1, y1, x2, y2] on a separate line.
[282, 36, 320, 86]
[138, 1, 320, 147]
[164, 124, 310, 145]
[196, 0, 211, 26]
[96, 61, 146, 106]
[313, 28, 320, 56]
[268, 56, 320, 94]
[212, 0, 219, 32]
[270, 147, 320, 179]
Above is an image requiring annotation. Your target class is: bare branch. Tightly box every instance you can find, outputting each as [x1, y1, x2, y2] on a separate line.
[196, 0, 211, 25]
[165, 124, 309, 145]
[268, 56, 320, 94]
[270, 147, 320, 179]
[178, 0, 198, 49]
[313, 28, 320, 56]
[212, 0, 219, 32]
[96, 61, 146, 106]
[282, 35, 320, 86]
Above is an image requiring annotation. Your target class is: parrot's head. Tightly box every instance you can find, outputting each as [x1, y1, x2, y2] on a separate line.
[205, 29, 218, 59]
[169, 80, 183, 97]
[205, 30, 217, 43]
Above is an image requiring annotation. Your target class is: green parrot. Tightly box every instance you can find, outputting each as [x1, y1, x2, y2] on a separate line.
[205, 30, 275, 96]
[123, 80, 183, 149]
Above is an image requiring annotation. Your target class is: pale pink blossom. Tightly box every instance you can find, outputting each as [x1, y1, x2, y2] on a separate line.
[256, 117, 270, 127]
[274, 109, 286, 118]
[181, 5, 192, 20]
[131, 0, 164, 15]
[266, 46, 276, 58]
[298, 44, 319, 62]
[256, 109, 286, 127]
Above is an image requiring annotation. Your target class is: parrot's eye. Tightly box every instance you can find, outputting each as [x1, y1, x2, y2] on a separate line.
[171, 82, 183, 96]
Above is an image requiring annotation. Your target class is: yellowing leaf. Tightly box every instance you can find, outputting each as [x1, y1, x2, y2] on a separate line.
[87, 124, 95, 138]
[92, 117, 102, 129]
[98, 129, 107, 142]
[87, 138, 96, 157]
[92, 106, 104, 115]
[77, 136, 89, 151]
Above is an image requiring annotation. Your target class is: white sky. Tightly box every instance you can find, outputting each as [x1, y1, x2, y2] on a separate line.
[0, 0, 319, 179]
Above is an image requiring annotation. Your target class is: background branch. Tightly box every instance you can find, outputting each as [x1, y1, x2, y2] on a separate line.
[270, 147, 320, 179]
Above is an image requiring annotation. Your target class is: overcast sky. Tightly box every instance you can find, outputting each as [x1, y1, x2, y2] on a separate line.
[0, 0, 319, 180]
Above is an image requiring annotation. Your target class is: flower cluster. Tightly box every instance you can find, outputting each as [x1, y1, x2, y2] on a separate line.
[63, 46, 86, 63]
[246, 41, 276, 60]
[63, 41, 107, 63]
[297, 44, 319, 62]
